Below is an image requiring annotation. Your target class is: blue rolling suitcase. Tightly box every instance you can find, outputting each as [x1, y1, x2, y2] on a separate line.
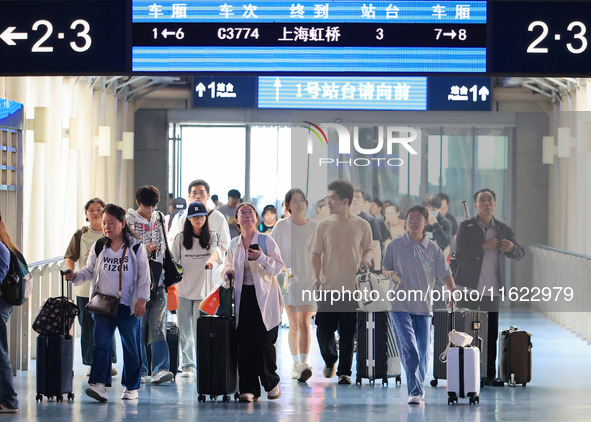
[35, 271, 77, 402]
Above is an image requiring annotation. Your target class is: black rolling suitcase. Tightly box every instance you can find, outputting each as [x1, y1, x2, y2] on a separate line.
[167, 322, 180, 379]
[197, 272, 238, 403]
[34, 271, 78, 402]
[431, 309, 487, 387]
[356, 312, 401, 386]
[498, 327, 532, 387]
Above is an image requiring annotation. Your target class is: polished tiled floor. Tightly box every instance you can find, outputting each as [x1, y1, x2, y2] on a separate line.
[6, 310, 591, 421]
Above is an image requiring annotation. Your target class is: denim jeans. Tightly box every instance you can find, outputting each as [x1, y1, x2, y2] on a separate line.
[140, 286, 169, 375]
[76, 296, 117, 366]
[89, 304, 141, 391]
[0, 297, 17, 409]
[390, 312, 432, 397]
[177, 296, 201, 371]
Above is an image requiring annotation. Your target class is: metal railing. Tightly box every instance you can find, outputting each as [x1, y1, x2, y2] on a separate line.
[8, 257, 71, 375]
[529, 243, 591, 344]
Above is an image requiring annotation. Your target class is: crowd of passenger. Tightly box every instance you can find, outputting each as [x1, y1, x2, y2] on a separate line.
[0, 179, 523, 408]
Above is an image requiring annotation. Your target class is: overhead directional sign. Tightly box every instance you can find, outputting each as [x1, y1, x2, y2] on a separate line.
[258, 76, 428, 110]
[192, 76, 257, 107]
[257, 76, 491, 110]
[427, 77, 491, 110]
[0, 1, 127, 75]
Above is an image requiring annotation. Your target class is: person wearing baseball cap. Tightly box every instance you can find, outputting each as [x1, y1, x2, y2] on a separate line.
[171, 201, 221, 379]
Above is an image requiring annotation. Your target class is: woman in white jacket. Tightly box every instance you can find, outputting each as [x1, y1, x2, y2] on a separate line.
[65, 204, 151, 403]
[222, 203, 284, 403]
[171, 202, 220, 378]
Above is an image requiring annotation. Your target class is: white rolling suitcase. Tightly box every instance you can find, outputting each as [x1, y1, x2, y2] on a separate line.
[447, 346, 480, 405]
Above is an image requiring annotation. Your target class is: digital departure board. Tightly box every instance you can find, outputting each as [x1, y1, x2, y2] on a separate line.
[0, 1, 590, 76]
[131, 1, 488, 74]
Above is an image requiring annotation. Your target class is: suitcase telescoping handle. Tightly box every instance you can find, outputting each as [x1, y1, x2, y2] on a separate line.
[59, 270, 71, 339]
[226, 272, 235, 317]
[205, 266, 235, 317]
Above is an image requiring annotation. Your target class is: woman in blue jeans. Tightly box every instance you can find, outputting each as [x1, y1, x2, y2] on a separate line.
[66, 204, 151, 402]
[0, 212, 22, 412]
[382, 205, 458, 405]
[64, 197, 118, 376]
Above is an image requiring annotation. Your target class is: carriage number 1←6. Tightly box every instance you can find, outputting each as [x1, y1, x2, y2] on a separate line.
[527, 21, 588, 54]
[217, 27, 260, 40]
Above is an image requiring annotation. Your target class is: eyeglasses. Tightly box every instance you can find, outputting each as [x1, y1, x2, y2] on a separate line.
[238, 210, 256, 216]
[407, 216, 425, 222]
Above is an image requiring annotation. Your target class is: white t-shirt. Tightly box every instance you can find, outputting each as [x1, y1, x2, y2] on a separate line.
[172, 230, 221, 300]
[75, 228, 103, 298]
[270, 217, 317, 285]
[98, 247, 136, 306]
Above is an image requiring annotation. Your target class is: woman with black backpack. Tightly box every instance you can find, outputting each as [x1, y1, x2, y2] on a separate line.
[65, 204, 151, 402]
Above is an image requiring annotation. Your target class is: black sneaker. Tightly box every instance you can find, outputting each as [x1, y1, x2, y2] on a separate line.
[337, 375, 352, 385]
[484, 378, 504, 387]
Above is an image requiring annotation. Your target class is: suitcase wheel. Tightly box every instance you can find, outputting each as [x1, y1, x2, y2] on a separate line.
[381, 377, 388, 387]
[223, 395, 231, 403]
[469, 395, 479, 405]
[355, 377, 361, 385]
[198, 394, 206, 403]
[448, 392, 458, 406]
[234, 393, 240, 401]
[210, 395, 217, 401]
[68, 393, 75, 401]
[522, 383, 527, 387]
[396, 376, 402, 386]
[430, 379, 438, 387]
[56, 395, 63, 403]
[369, 379, 375, 386]
[36, 394, 43, 402]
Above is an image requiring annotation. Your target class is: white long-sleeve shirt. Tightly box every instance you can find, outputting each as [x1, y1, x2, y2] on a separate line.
[72, 237, 151, 314]
[224, 232, 284, 331]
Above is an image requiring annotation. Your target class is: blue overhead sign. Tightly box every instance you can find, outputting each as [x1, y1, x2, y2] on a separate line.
[192, 76, 257, 108]
[427, 77, 491, 110]
[258, 76, 428, 110]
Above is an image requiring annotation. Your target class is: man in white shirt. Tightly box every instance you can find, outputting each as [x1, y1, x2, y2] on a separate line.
[169, 180, 231, 284]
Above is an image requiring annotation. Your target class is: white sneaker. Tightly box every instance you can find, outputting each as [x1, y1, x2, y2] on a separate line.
[267, 384, 281, 400]
[297, 364, 312, 383]
[408, 395, 421, 405]
[239, 393, 255, 403]
[140, 375, 148, 384]
[180, 369, 195, 378]
[421, 391, 425, 400]
[86, 383, 108, 402]
[291, 363, 300, 379]
[121, 387, 138, 400]
[151, 370, 174, 385]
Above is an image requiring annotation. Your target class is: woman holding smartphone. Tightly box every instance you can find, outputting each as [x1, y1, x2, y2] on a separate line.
[222, 203, 284, 403]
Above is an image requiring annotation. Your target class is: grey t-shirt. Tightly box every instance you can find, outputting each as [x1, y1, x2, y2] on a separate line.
[217, 204, 240, 238]
[382, 232, 451, 315]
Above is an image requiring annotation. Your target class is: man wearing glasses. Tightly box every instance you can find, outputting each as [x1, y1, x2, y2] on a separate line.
[454, 188, 525, 387]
